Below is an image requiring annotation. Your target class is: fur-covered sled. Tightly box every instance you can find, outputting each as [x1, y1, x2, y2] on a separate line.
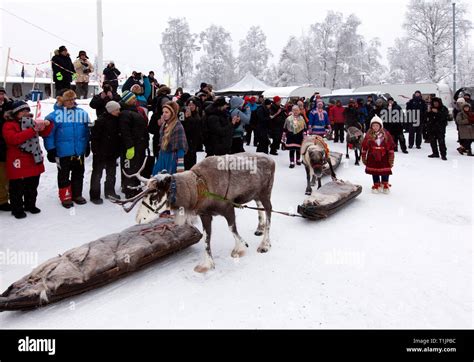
[323, 152, 343, 175]
[297, 181, 362, 219]
[0, 218, 202, 311]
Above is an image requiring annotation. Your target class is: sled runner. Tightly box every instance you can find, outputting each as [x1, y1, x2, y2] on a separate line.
[297, 181, 362, 220]
[0, 218, 202, 311]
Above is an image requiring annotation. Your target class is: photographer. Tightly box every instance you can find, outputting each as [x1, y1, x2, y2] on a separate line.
[89, 83, 121, 117]
[103, 62, 121, 93]
[73, 51, 94, 99]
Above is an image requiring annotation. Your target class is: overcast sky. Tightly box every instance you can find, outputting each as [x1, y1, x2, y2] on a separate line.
[1, 0, 472, 84]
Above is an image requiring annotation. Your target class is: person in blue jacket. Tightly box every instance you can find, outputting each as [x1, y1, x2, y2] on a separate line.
[44, 90, 92, 208]
[229, 96, 251, 154]
[308, 101, 331, 136]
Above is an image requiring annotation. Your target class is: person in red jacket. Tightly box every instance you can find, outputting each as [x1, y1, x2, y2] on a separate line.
[330, 100, 345, 143]
[2, 101, 53, 218]
[361, 116, 395, 194]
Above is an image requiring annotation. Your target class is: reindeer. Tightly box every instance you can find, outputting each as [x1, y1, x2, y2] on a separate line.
[346, 126, 364, 165]
[112, 152, 275, 273]
[301, 135, 337, 195]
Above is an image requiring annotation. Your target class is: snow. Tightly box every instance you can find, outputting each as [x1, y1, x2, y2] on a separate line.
[0, 100, 472, 328]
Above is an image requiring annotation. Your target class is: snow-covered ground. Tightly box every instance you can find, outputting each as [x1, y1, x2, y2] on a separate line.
[0, 100, 472, 328]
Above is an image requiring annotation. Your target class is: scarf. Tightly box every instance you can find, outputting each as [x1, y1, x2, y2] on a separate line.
[285, 115, 306, 134]
[19, 117, 43, 164]
[160, 121, 188, 153]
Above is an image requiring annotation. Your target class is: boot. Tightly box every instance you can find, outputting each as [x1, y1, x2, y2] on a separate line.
[382, 182, 391, 194]
[467, 150, 474, 157]
[457, 146, 466, 155]
[73, 196, 87, 205]
[25, 206, 41, 214]
[441, 155, 447, 161]
[289, 162, 295, 169]
[13, 211, 27, 219]
[59, 186, 73, 209]
[371, 183, 381, 194]
[296, 160, 302, 166]
[90, 198, 103, 205]
[105, 192, 121, 200]
[428, 154, 439, 158]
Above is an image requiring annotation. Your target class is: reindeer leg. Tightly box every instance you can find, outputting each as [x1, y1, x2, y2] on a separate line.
[305, 165, 312, 195]
[224, 207, 248, 258]
[317, 176, 322, 189]
[257, 197, 272, 253]
[355, 148, 360, 166]
[194, 215, 215, 273]
[328, 159, 337, 181]
[346, 142, 350, 159]
[255, 200, 265, 236]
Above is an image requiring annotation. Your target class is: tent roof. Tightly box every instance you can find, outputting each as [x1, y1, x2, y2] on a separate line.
[263, 86, 331, 99]
[215, 73, 270, 95]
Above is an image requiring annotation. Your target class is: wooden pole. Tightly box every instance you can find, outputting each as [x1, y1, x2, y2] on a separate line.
[3, 47, 11, 88]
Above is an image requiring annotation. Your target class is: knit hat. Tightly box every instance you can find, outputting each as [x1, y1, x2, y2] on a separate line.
[375, 99, 384, 107]
[370, 115, 384, 129]
[162, 101, 179, 117]
[457, 97, 466, 105]
[121, 90, 136, 105]
[214, 97, 229, 108]
[200, 82, 207, 90]
[0, 86, 6, 94]
[264, 99, 272, 106]
[158, 85, 171, 95]
[11, 101, 30, 115]
[130, 84, 142, 94]
[249, 96, 256, 104]
[230, 96, 244, 109]
[273, 96, 281, 103]
[77, 50, 89, 59]
[105, 101, 121, 113]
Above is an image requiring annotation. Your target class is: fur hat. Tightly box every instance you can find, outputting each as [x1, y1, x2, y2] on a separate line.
[11, 101, 30, 115]
[121, 91, 136, 106]
[375, 99, 384, 107]
[105, 101, 121, 113]
[370, 115, 384, 129]
[456, 97, 466, 105]
[158, 85, 171, 95]
[57, 90, 76, 106]
[162, 101, 179, 117]
[77, 50, 89, 59]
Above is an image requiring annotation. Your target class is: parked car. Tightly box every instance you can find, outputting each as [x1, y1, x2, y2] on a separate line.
[320, 91, 390, 107]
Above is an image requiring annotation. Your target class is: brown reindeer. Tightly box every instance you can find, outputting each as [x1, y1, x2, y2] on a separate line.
[346, 126, 364, 165]
[112, 152, 275, 273]
[301, 135, 337, 195]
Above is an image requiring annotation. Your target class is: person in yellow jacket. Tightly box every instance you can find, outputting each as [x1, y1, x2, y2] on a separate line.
[73, 51, 94, 99]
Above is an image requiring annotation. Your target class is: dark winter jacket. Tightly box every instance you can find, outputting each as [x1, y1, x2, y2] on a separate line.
[119, 105, 150, 152]
[0, 97, 13, 162]
[382, 102, 404, 137]
[89, 92, 121, 117]
[181, 111, 202, 153]
[103, 65, 121, 84]
[90, 112, 121, 160]
[343, 106, 359, 129]
[204, 104, 233, 156]
[269, 104, 286, 133]
[51, 53, 75, 84]
[426, 99, 449, 137]
[255, 105, 271, 137]
[406, 95, 427, 127]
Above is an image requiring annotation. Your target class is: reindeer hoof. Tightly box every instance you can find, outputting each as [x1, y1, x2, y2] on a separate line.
[346, 155, 349, 159]
[254, 230, 263, 236]
[231, 248, 246, 258]
[194, 264, 214, 273]
[305, 190, 311, 195]
[257, 244, 271, 253]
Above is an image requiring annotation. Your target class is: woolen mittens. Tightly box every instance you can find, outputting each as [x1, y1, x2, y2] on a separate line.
[47, 149, 57, 163]
[126, 147, 135, 160]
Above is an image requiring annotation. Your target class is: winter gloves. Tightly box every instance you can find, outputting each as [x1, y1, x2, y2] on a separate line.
[55, 72, 63, 81]
[126, 147, 135, 160]
[47, 149, 57, 163]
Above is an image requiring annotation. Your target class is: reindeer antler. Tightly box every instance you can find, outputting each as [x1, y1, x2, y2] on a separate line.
[122, 158, 150, 184]
[109, 188, 154, 213]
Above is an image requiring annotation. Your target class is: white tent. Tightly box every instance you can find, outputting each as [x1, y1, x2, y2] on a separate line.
[215, 73, 270, 96]
[263, 86, 331, 100]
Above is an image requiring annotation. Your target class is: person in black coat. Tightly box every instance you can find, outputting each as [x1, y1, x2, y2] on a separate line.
[0, 86, 13, 211]
[383, 97, 408, 153]
[182, 99, 202, 170]
[406, 90, 427, 149]
[426, 97, 449, 160]
[89, 83, 121, 117]
[255, 99, 272, 154]
[89, 101, 122, 204]
[51, 46, 75, 93]
[344, 99, 360, 129]
[204, 97, 233, 156]
[103, 62, 121, 93]
[119, 94, 150, 198]
[269, 97, 286, 155]
[367, 99, 384, 131]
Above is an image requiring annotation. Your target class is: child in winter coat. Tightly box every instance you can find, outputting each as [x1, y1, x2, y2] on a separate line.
[456, 103, 474, 156]
[2, 101, 53, 218]
[282, 105, 307, 168]
[308, 101, 331, 137]
[361, 116, 395, 194]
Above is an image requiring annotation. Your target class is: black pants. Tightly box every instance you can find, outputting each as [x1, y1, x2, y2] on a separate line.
[9, 176, 40, 214]
[270, 130, 283, 153]
[392, 133, 407, 152]
[334, 124, 345, 142]
[58, 156, 85, 198]
[289, 148, 301, 162]
[256, 133, 270, 154]
[54, 81, 71, 95]
[231, 138, 245, 154]
[461, 140, 472, 152]
[120, 149, 146, 197]
[408, 125, 423, 148]
[245, 125, 257, 146]
[90, 156, 117, 199]
[430, 133, 447, 157]
[75, 82, 89, 99]
[372, 175, 389, 184]
[184, 151, 197, 170]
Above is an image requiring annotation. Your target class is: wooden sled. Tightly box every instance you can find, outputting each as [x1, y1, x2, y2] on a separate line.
[324, 152, 343, 175]
[0, 218, 202, 311]
[297, 181, 362, 220]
